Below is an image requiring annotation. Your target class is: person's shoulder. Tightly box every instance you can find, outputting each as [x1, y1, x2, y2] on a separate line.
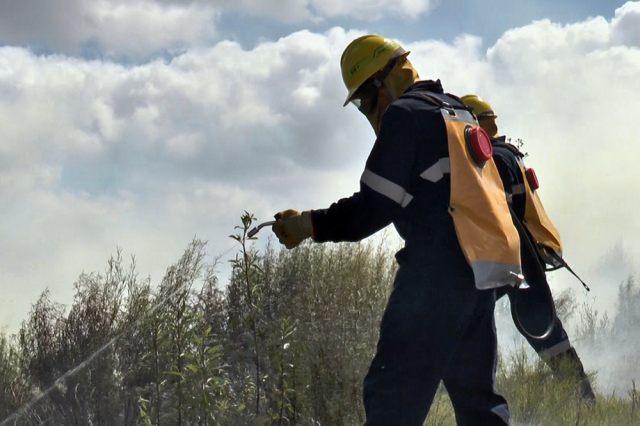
[387, 93, 443, 119]
[492, 145, 516, 164]
[378, 98, 441, 135]
[491, 142, 522, 176]
[492, 139, 524, 159]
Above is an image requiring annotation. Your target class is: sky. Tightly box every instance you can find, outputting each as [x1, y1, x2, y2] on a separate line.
[0, 0, 639, 353]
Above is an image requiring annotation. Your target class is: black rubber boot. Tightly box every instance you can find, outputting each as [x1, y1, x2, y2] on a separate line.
[547, 347, 596, 407]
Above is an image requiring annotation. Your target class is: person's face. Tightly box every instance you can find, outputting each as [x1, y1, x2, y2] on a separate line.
[364, 85, 396, 136]
[478, 117, 499, 138]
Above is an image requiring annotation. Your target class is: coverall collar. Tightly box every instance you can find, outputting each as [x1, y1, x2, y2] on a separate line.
[403, 79, 445, 95]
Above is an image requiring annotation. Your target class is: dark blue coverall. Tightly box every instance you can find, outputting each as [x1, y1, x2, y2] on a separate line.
[491, 138, 570, 356]
[491, 138, 596, 403]
[311, 80, 510, 426]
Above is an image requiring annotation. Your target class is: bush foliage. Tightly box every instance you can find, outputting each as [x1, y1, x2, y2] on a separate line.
[1, 213, 638, 425]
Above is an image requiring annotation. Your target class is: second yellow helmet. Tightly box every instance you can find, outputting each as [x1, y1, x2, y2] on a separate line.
[460, 94, 497, 119]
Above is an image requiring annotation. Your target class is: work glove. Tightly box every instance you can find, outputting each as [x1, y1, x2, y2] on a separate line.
[272, 209, 314, 249]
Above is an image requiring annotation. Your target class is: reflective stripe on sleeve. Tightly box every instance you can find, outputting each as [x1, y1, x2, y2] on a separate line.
[471, 261, 523, 289]
[512, 183, 526, 195]
[361, 169, 413, 207]
[506, 193, 513, 204]
[540, 340, 572, 358]
[419, 158, 451, 183]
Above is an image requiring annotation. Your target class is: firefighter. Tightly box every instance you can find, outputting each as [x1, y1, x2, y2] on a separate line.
[461, 94, 597, 406]
[272, 35, 521, 425]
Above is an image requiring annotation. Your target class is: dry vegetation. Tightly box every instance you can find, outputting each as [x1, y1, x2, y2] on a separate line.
[0, 212, 638, 425]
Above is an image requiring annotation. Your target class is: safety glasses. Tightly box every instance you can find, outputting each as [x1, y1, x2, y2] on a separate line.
[349, 47, 407, 115]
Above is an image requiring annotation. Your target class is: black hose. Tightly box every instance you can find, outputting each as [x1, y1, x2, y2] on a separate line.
[506, 207, 557, 341]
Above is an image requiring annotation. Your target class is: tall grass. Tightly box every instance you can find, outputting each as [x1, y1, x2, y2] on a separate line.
[0, 214, 638, 425]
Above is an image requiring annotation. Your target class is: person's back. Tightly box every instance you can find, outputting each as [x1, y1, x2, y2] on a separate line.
[317, 79, 462, 248]
[364, 81, 483, 258]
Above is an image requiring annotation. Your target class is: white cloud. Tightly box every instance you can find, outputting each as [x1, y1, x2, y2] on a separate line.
[164, 0, 434, 24]
[0, 26, 370, 333]
[0, 0, 435, 58]
[0, 0, 219, 58]
[611, 0, 640, 47]
[306, 0, 432, 21]
[165, 132, 203, 159]
[2, 3, 640, 381]
[89, 0, 219, 57]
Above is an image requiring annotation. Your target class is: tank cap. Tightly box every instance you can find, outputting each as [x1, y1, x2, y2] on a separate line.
[526, 168, 539, 190]
[465, 126, 493, 165]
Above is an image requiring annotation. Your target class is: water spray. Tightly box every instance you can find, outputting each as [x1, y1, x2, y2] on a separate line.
[0, 235, 256, 425]
[0, 211, 290, 425]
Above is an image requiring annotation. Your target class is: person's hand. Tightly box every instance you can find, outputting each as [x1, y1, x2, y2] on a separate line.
[272, 209, 314, 249]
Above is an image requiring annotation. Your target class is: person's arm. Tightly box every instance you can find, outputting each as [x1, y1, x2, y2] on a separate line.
[311, 102, 419, 242]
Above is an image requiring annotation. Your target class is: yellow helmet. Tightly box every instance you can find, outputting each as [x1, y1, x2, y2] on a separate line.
[460, 94, 497, 119]
[340, 35, 408, 107]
